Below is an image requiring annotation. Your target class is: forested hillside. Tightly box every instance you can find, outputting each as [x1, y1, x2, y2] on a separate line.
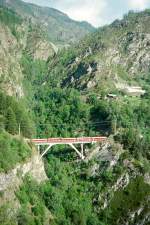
[0, 0, 94, 96]
[0, 0, 95, 45]
[0, 2, 150, 225]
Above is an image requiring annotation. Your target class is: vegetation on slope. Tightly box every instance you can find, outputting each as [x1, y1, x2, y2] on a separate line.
[43, 10, 150, 93]
[0, 131, 31, 172]
[16, 168, 99, 225]
[3, 153, 149, 225]
[106, 176, 150, 225]
[1, 0, 95, 45]
[0, 92, 35, 137]
[0, 6, 22, 38]
[17, 13, 150, 222]
[0, 7, 150, 225]
[0, 91, 35, 172]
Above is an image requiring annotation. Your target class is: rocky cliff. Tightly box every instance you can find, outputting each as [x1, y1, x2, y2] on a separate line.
[0, 6, 55, 96]
[84, 139, 150, 225]
[0, 1, 94, 97]
[0, 149, 47, 206]
[48, 10, 150, 93]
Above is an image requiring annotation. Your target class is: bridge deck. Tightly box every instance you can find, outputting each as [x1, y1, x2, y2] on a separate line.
[32, 137, 107, 145]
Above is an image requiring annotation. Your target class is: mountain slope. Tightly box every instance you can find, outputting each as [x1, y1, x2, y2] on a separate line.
[25, 10, 150, 224]
[0, 0, 95, 96]
[0, 0, 95, 45]
[0, 6, 150, 225]
[45, 10, 150, 93]
[0, 6, 55, 96]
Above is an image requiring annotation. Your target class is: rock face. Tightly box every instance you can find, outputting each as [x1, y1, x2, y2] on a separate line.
[0, 1, 94, 97]
[0, 151, 47, 207]
[0, 14, 55, 97]
[33, 41, 56, 61]
[0, 24, 24, 97]
[85, 139, 150, 224]
[59, 11, 150, 92]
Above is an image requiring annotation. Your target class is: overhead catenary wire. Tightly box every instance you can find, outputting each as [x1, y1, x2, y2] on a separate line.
[18, 121, 112, 128]
[31, 121, 112, 126]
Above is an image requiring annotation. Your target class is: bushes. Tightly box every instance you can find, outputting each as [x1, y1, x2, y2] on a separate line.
[105, 176, 150, 225]
[0, 131, 31, 172]
[40, 157, 101, 225]
[16, 176, 47, 225]
[90, 100, 111, 134]
[114, 127, 150, 159]
[33, 87, 90, 137]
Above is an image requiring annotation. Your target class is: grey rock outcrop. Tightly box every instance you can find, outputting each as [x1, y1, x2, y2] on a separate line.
[0, 152, 47, 207]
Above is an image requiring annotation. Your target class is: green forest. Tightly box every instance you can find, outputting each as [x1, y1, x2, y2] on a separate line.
[0, 5, 150, 225]
[1, 52, 149, 224]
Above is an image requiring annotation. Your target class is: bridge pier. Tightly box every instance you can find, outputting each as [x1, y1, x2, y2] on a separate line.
[81, 143, 84, 157]
[69, 143, 85, 160]
[40, 144, 54, 158]
[38, 143, 85, 160]
[32, 137, 107, 160]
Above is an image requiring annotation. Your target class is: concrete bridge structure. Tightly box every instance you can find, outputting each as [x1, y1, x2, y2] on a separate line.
[32, 137, 107, 160]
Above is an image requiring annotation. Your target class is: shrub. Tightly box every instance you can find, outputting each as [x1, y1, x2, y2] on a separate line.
[0, 131, 31, 172]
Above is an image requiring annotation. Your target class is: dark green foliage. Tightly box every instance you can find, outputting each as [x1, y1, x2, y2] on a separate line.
[5, 107, 17, 135]
[57, 48, 76, 67]
[90, 100, 111, 134]
[104, 176, 150, 225]
[33, 87, 90, 137]
[0, 131, 31, 172]
[16, 176, 47, 225]
[0, 91, 35, 137]
[21, 53, 48, 86]
[16, 173, 101, 225]
[0, 115, 5, 130]
[15, 155, 149, 225]
[115, 127, 150, 159]
[40, 157, 101, 225]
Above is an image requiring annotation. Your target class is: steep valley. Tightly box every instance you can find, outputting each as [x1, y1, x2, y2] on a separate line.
[0, 1, 150, 225]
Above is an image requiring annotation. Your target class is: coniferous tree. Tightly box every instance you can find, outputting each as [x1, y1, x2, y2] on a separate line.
[5, 107, 17, 135]
[0, 92, 6, 114]
[0, 115, 5, 131]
